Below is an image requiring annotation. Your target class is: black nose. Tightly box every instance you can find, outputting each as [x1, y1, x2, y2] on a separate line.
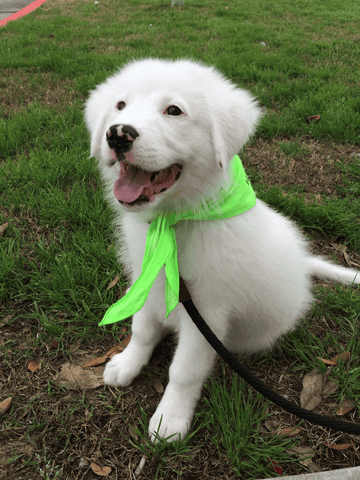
[106, 124, 139, 152]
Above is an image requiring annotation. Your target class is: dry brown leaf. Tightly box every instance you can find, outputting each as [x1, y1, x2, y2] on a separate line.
[324, 443, 352, 451]
[82, 355, 109, 368]
[107, 345, 124, 359]
[0, 397, 12, 418]
[286, 446, 315, 467]
[90, 463, 112, 476]
[54, 363, 103, 390]
[51, 341, 58, 349]
[317, 357, 337, 366]
[120, 335, 131, 348]
[331, 351, 351, 364]
[27, 360, 40, 372]
[0, 314, 14, 327]
[308, 463, 322, 473]
[107, 274, 119, 291]
[336, 398, 355, 415]
[128, 423, 138, 440]
[82, 345, 124, 367]
[317, 351, 350, 366]
[0, 222, 8, 238]
[328, 374, 336, 391]
[118, 326, 127, 340]
[154, 377, 164, 393]
[342, 247, 352, 268]
[69, 338, 83, 353]
[264, 419, 278, 432]
[300, 369, 323, 410]
[322, 378, 339, 396]
[306, 115, 321, 123]
[106, 345, 123, 356]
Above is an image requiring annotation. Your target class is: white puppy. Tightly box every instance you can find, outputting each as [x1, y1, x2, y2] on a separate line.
[85, 58, 359, 442]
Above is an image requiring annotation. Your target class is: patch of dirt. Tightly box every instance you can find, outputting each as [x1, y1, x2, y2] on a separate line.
[309, 234, 360, 270]
[244, 135, 360, 201]
[0, 68, 83, 118]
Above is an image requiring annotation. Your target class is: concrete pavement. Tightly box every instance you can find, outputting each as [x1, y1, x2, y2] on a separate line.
[0, 0, 47, 25]
[260, 466, 360, 480]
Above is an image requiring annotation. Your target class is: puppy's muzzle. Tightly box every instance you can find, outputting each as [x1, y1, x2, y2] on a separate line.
[106, 124, 139, 153]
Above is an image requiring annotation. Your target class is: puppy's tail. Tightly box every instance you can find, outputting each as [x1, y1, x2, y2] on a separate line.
[307, 257, 360, 285]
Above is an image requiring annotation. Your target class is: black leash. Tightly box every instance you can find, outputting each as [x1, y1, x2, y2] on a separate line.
[179, 278, 360, 435]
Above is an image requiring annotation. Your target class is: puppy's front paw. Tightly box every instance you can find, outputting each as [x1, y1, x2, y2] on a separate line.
[103, 348, 145, 387]
[148, 392, 194, 443]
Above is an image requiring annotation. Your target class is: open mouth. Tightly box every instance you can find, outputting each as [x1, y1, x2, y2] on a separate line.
[113, 159, 182, 207]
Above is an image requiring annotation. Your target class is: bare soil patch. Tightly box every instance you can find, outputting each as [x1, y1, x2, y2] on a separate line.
[244, 136, 360, 201]
[0, 68, 82, 118]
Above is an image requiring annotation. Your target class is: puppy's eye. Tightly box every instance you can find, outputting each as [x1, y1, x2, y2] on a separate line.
[164, 105, 183, 116]
[116, 101, 126, 111]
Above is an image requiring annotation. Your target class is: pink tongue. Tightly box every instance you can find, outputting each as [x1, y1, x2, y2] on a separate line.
[113, 161, 179, 204]
[114, 162, 152, 203]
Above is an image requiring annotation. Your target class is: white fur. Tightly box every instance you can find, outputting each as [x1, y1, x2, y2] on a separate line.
[85, 58, 360, 442]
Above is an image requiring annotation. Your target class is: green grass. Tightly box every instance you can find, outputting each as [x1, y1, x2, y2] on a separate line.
[1, 0, 360, 478]
[278, 140, 310, 158]
[204, 373, 302, 478]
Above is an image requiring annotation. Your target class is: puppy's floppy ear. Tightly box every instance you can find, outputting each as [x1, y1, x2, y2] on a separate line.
[209, 79, 262, 169]
[84, 83, 110, 158]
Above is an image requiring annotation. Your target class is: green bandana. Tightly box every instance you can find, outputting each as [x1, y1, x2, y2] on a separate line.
[99, 155, 256, 326]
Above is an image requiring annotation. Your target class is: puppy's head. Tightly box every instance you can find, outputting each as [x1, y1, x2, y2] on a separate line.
[85, 58, 262, 214]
